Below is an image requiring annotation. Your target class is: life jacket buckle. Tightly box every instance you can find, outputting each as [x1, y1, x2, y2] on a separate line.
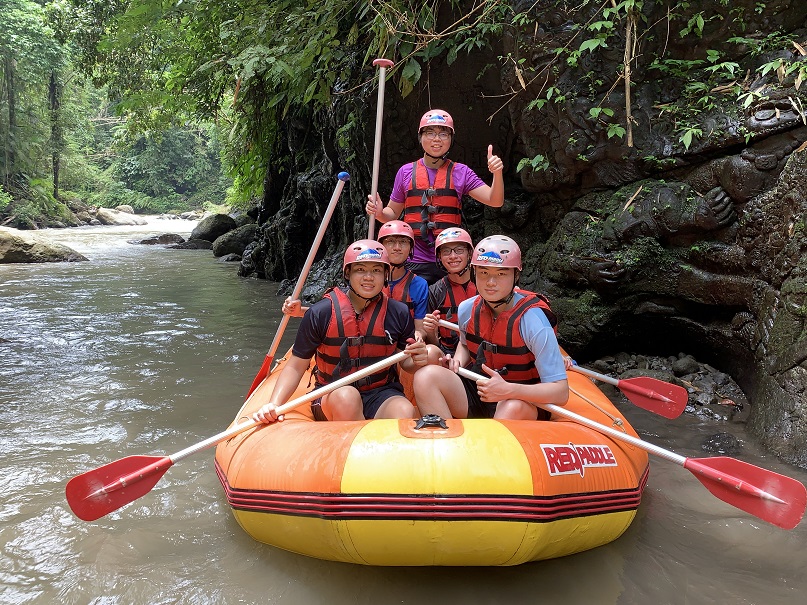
[481, 341, 498, 354]
[345, 336, 364, 347]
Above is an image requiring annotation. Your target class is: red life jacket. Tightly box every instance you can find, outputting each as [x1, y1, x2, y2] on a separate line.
[434, 276, 477, 352]
[464, 292, 557, 384]
[403, 160, 462, 242]
[314, 288, 398, 391]
[384, 269, 415, 319]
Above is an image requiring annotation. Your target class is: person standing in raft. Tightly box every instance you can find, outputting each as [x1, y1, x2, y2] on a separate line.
[412, 235, 568, 420]
[376, 220, 429, 338]
[365, 109, 504, 285]
[421, 227, 477, 361]
[254, 240, 428, 423]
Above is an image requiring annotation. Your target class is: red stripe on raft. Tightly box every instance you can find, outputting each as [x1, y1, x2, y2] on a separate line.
[215, 462, 649, 523]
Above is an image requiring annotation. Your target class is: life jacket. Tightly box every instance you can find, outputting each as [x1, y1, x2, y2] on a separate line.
[384, 269, 415, 318]
[464, 292, 557, 384]
[314, 288, 398, 391]
[403, 160, 462, 242]
[434, 276, 477, 352]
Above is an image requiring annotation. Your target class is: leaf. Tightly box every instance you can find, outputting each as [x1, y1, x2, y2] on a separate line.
[794, 41, 807, 56]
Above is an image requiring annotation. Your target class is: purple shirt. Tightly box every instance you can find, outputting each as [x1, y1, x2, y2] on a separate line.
[390, 159, 486, 263]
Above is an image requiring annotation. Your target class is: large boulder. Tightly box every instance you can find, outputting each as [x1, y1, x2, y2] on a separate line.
[0, 227, 88, 263]
[212, 224, 258, 257]
[96, 207, 148, 226]
[190, 213, 236, 242]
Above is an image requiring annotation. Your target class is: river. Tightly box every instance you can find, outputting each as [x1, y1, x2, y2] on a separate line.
[1, 220, 805, 604]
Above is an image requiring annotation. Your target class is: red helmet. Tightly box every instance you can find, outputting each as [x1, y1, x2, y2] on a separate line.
[471, 235, 522, 270]
[377, 220, 415, 245]
[343, 239, 390, 272]
[419, 109, 454, 134]
[434, 228, 473, 254]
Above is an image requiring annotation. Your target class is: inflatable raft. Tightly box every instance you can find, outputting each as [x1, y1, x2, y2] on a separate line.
[214, 350, 649, 566]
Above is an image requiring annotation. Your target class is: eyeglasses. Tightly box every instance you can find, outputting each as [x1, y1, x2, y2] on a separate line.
[381, 237, 411, 248]
[422, 130, 451, 141]
[439, 245, 469, 257]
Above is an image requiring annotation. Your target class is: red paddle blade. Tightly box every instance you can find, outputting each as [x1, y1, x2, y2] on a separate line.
[66, 455, 173, 522]
[246, 354, 273, 398]
[617, 376, 688, 419]
[683, 456, 807, 529]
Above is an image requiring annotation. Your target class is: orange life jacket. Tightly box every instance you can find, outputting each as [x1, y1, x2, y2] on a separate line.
[434, 276, 477, 352]
[384, 269, 415, 318]
[403, 161, 462, 242]
[314, 288, 397, 391]
[465, 292, 557, 384]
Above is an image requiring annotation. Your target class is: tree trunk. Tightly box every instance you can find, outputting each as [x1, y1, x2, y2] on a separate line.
[3, 54, 16, 187]
[49, 70, 63, 199]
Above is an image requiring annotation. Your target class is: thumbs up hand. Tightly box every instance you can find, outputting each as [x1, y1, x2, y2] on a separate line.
[487, 144, 503, 174]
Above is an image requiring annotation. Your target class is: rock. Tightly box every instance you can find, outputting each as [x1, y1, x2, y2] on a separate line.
[131, 233, 186, 245]
[115, 205, 135, 214]
[212, 224, 258, 257]
[190, 213, 237, 242]
[167, 239, 213, 250]
[672, 355, 700, 376]
[217, 253, 242, 262]
[0, 227, 88, 263]
[701, 432, 742, 454]
[96, 207, 148, 226]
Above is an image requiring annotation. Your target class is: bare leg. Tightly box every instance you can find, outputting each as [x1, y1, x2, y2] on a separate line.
[374, 395, 418, 419]
[494, 399, 540, 420]
[412, 365, 470, 419]
[320, 386, 364, 420]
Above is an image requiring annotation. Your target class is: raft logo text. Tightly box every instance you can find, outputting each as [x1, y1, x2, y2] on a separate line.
[540, 443, 618, 477]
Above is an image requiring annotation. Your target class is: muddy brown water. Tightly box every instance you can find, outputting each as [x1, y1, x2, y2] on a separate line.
[1, 220, 805, 604]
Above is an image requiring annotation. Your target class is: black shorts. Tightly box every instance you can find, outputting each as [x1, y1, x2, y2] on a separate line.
[310, 381, 405, 421]
[459, 376, 549, 420]
[405, 261, 446, 286]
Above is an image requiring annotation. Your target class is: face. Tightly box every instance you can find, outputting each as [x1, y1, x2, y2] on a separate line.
[438, 243, 470, 274]
[420, 126, 452, 156]
[348, 262, 386, 297]
[474, 266, 516, 301]
[380, 236, 412, 265]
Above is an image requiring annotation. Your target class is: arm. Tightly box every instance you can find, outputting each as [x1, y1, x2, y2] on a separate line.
[475, 366, 569, 406]
[467, 145, 504, 208]
[366, 195, 404, 223]
[253, 355, 311, 422]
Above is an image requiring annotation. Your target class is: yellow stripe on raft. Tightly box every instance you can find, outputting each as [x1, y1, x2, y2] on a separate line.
[340, 419, 533, 566]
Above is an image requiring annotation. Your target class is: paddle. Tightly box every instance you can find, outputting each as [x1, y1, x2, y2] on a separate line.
[246, 171, 350, 396]
[569, 364, 687, 419]
[436, 318, 686, 419]
[367, 58, 394, 240]
[456, 365, 807, 530]
[66, 350, 410, 522]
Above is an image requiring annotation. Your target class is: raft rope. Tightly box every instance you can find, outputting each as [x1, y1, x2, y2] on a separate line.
[569, 386, 626, 432]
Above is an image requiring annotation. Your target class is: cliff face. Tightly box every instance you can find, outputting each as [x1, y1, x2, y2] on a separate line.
[242, 1, 807, 467]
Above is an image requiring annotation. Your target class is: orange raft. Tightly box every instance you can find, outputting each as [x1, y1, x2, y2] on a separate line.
[214, 350, 649, 566]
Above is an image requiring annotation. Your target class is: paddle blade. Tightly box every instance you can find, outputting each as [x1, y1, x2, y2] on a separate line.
[618, 376, 688, 419]
[66, 455, 173, 522]
[684, 456, 807, 529]
[246, 354, 273, 398]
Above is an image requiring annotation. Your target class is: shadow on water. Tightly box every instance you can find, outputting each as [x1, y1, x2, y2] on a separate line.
[1, 220, 805, 604]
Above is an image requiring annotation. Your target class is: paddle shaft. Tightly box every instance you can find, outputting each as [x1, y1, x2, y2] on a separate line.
[179, 351, 409, 463]
[368, 58, 394, 240]
[456, 366, 800, 521]
[75, 351, 410, 508]
[265, 174, 348, 363]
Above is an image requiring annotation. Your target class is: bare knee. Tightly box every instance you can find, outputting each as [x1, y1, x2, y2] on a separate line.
[322, 387, 363, 420]
[494, 399, 539, 420]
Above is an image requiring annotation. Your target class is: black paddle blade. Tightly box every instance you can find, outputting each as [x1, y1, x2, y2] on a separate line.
[66, 455, 173, 521]
[684, 456, 807, 530]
